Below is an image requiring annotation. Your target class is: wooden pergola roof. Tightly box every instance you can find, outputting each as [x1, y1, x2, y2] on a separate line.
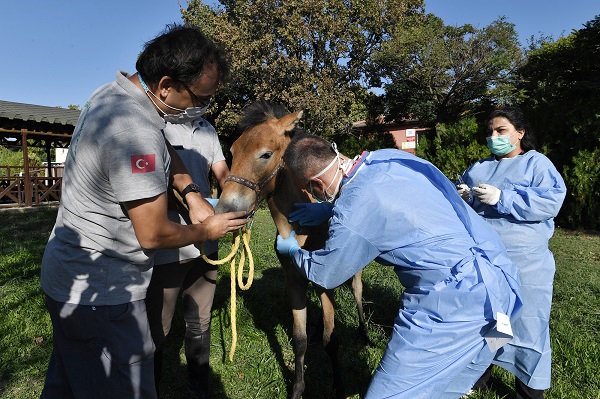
[0, 100, 80, 149]
[0, 100, 80, 206]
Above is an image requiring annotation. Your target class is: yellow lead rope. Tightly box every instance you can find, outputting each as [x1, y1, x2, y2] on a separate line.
[200, 227, 254, 361]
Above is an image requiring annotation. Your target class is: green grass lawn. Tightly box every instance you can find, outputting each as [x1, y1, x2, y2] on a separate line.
[0, 206, 598, 398]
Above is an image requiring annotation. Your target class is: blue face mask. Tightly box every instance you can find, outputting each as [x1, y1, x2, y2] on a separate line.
[486, 133, 517, 156]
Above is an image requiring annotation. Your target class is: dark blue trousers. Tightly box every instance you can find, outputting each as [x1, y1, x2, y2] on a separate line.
[41, 295, 156, 399]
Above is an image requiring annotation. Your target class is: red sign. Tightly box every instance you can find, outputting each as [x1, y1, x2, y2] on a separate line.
[130, 154, 156, 173]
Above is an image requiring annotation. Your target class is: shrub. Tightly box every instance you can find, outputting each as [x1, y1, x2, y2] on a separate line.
[416, 116, 489, 180]
[563, 147, 600, 230]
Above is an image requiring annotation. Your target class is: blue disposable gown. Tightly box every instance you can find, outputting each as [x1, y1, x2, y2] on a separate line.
[460, 150, 566, 389]
[291, 149, 522, 398]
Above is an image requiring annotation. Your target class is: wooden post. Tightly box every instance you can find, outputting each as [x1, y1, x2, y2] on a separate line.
[21, 129, 32, 206]
[45, 143, 52, 178]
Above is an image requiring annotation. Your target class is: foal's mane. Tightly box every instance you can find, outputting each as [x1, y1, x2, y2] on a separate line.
[237, 100, 304, 138]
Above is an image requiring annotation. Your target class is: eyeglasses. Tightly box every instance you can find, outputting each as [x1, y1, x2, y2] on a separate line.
[180, 83, 213, 108]
[309, 179, 318, 198]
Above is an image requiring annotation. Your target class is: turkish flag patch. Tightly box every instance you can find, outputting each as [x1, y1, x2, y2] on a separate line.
[130, 154, 156, 173]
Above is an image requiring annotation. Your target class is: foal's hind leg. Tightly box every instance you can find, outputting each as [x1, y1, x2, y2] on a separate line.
[351, 270, 370, 343]
[316, 287, 346, 399]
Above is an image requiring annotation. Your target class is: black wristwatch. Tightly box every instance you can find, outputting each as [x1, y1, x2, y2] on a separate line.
[180, 183, 201, 203]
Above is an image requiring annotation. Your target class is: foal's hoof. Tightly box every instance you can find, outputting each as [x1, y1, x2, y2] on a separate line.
[357, 326, 371, 345]
[291, 382, 305, 399]
[334, 388, 347, 399]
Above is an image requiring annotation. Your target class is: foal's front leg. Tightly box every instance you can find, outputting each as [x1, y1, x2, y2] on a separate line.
[290, 306, 308, 399]
[281, 257, 310, 399]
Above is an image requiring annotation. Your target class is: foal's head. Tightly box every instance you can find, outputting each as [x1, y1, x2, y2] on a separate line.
[215, 101, 303, 215]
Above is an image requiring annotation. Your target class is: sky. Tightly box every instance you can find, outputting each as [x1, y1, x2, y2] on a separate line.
[1, 0, 598, 109]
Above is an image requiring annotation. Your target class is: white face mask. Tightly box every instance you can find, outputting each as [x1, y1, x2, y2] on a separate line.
[162, 105, 209, 124]
[309, 142, 344, 203]
[138, 74, 209, 124]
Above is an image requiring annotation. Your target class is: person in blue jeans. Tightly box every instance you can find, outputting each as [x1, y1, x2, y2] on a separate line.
[276, 134, 522, 398]
[458, 107, 566, 399]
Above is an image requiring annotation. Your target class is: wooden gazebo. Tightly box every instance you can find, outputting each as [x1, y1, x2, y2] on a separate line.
[0, 100, 80, 207]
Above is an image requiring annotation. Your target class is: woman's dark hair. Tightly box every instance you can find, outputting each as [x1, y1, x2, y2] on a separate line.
[135, 23, 229, 90]
[486, 107, 536, 152]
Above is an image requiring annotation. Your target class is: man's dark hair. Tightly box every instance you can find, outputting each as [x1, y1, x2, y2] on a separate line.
[136, 23, 229, 90]
[284, 134, 338, 183]
[486, 107, 536, 152]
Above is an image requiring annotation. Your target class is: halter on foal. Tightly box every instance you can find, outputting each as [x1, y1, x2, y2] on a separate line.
[224, 158, 284, 217]
[215, 101, 368, 399]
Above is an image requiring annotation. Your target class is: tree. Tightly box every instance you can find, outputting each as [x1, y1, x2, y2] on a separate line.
[563, 148, 600, 230]
[415, 116, 488, 179]
[518, 16, 600, 170]
[181, 0, 424, 146]
[518, 15, 600, 229]
[375, 14, 522, 127]
[0, 146, 43, 174]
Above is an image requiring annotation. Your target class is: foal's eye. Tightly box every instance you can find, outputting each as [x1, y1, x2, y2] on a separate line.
[259, 151, 273, 160]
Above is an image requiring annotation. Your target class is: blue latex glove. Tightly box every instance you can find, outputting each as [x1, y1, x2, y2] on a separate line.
[276, 230, 300, 257]
[205, 198, 219, 207]
[288, 203, 334, 226]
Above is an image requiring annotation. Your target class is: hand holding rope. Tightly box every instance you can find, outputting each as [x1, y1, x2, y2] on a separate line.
[200, 223, 254, 361]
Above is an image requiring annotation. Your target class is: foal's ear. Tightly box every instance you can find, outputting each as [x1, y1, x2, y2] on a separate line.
[278, 110, 303, 135]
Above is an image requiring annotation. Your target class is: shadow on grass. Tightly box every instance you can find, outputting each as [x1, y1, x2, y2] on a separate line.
[0, 208, 58, 398]
[214, 266, 294, 395]
[210, 261, 404, 399]
[155, 295, 229, 399]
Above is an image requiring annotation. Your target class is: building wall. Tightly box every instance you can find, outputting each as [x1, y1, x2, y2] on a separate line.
[387, 122, 428, 155]
[55, 148, 68, 163]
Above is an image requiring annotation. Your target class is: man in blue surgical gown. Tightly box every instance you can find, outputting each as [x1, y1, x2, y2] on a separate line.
[276, 134, 523, 399]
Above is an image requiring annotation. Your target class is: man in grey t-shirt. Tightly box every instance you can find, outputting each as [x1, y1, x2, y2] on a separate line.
[40, 24, 246, 399]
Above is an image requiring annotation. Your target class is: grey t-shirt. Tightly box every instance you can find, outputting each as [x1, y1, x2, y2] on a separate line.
[41, 71, 170, 305]
[154, 118, 225, 264]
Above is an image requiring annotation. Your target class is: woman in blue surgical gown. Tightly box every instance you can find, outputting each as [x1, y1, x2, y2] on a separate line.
[458, 107, 566, 399]
[276, 134, 523, 399]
